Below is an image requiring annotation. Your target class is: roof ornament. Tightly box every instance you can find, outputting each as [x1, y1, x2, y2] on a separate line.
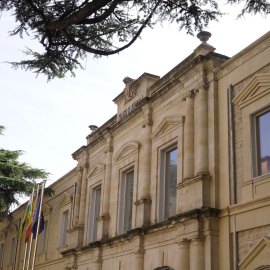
[197, 31, 212, 44]
[89, 125, 98, 132]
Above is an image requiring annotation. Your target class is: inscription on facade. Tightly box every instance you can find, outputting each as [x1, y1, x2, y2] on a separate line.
[119, 97, 142, 120]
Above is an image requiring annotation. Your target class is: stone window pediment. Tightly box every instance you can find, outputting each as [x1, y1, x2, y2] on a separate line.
[114, 141, 141, 162]
[42, 203, 52, 216]
[151, 116, 184, 141]
[239, 237, 270, 270]
[233, 73, 270, 109]
[87, 163, 106, 179]
[58, 192, 73, 208]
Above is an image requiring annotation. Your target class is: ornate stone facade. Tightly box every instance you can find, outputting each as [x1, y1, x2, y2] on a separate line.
[1, 31, 270, 270]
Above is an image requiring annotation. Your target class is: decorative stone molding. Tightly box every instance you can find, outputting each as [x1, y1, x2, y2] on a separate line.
[142, 104, 153, 128]
[42, 203, 53, 216]
[123, 77, 136, 104]
[114, 141, 141, 162]
[87, 163, 106, 179]
[58, 192, 73, 208]
[0, 230, 7, 241]
[176, 173, 211, 189]
[96, 214, 110, 222]
[9, 223, 18, 234]
[134, 197, 152, 206]
[239, 237, 270, 270]
[233, 73, 270, 109]
[182, 89, 197, 101]
[151, 115, 184, 141]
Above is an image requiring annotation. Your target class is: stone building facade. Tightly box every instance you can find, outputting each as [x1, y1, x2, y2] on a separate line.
[1, 31, 270, 270]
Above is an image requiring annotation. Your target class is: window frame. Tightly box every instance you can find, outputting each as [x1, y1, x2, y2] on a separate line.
[8, 237, 15, 265]
[60, 210, 69, 247]
[251, 105, 270, 178]
[88, 184, 101, 243]
[39, 221, 47, 254]
[158, 142, 178, 222]
[118, 166, 135, 235]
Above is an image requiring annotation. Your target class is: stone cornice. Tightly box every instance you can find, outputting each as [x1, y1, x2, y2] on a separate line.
[61, 208, 219, 257]
[134, 197, 152, 206]
[176, 173, 211, 189]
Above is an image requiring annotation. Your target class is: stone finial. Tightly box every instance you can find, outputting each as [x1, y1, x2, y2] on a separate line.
[123, 77, 134, 84]
[89, 125, 98, 132]
[197, 31, 212, 44]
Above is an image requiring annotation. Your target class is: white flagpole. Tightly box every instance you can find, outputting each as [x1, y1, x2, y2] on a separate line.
[26, 185, 39, 270]
[23, 187, 35, 270]
[31, 180, 46, 270]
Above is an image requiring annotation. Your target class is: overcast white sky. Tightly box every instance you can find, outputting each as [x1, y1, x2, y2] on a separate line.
[1, 2, 270, 195]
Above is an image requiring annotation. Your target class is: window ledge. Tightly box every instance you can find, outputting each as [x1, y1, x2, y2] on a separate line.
[242, 173, 270, 202]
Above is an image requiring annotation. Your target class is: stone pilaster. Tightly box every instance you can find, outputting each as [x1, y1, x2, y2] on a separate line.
[183, 90, 195, 180]
[190, 238, 205, 270]
[197, 86, 209, 175]
[99, 131, 113, 239]
[78, 162, 89, 225]
[133, 251, 144, 270]
[73, 167, 83, 226]
[135, 104, 152, 227]
[178, 240, 190, 270]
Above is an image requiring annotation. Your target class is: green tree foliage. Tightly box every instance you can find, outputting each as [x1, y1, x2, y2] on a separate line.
[0, 126, 52, 219]
[1, 0, 269, 80]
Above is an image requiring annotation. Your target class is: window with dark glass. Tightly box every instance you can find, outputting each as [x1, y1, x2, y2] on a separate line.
[9, 237, 15, 265]
[159, 144, 177, 222]
[88, 185, 101, 243]
[118, 167, 134, 234]
[40, 221, 47, 254]
[253, 108, 270, 176]
[60, 211, 69, 246]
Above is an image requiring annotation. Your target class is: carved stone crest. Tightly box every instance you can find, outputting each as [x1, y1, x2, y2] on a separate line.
[123, 77, 136, 104]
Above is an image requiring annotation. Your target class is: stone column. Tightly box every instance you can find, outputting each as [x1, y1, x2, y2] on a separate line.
[197, 87, 209, 175]
[78, 163, 89, 225]
[133, 251, 144, 270]
[183, 91, 195, 180]
[136, 104, 152, 227]
[93, 261, 102, 270]
[178, 241, 190, 270]
[98, 138, 113, 240]
[102, 145, 113, 216]
[140, 123, 152, 198]
[190, 238, 205, 270]
[73, 167, 83, 226]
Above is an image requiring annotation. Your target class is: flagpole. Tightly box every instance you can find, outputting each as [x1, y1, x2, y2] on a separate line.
[22, 188, 35, 270]
[22, 242, 28, 270]
[26, 185, 39, 270]
[31, 180, 46, 270]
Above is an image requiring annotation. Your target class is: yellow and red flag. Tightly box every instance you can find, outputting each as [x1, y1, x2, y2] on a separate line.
[18, 192, 33, 241]
[25, 194, 38, 243]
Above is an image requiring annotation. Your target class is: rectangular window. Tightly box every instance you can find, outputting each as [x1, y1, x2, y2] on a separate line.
[9, 237, 15, 265]
[0, 243, 4, 267]
[252, 108, 270, 177]
[118, 167, 134, 234]
[39, 221, 47, 254]
[60, 211, 69, 247]
[159, 144, 178, 222]
[88, 185, 101, 243]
